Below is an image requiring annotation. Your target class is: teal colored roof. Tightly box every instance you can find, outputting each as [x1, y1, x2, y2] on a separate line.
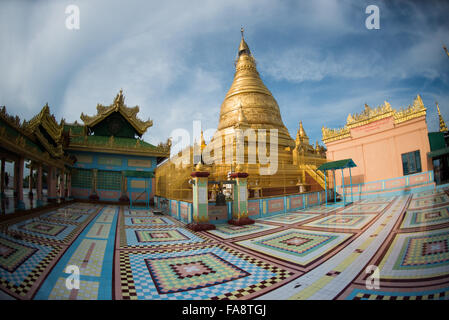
[317, 159, 357, 171]
[428, 132, 446, 151]
[428, 146, 449, 158]
[124, 170, 154, 178]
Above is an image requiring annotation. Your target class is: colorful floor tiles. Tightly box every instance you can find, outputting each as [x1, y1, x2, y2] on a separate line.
[118, 245, 294, 300]
[401, 207, 449, 229]
[1, 189, 449, 300]
[205, 223, 279, 239]
[258, 213, 316, 225]
[237, 229, 352, 266]
[302, 214, 377, 230]
[295, 206, 338, 213]
[123, 227, 209, 248]
[8, 220, 78, 243]
[408, 194, 449, 210]
[0, 233, 63, 299]
[339, 203, 389, 214]
[124, 217, 175, 227]
[377, 229, 449, 279]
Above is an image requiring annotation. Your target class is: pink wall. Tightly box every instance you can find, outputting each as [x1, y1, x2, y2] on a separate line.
[325, 116, 432, 187]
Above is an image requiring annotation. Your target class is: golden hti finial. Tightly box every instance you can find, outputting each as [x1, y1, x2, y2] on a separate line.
[241, 27, 244, 38]
[436, 102, 448, 132]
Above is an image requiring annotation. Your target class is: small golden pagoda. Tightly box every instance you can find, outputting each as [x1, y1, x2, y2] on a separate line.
[155, 30, 326, 200]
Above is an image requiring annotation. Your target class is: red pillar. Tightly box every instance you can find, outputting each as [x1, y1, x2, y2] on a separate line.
[47, 166, 57, 201]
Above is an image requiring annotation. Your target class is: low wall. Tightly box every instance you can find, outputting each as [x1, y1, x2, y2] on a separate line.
[336, 170, 435, 200]
[155, 189, 333, 224]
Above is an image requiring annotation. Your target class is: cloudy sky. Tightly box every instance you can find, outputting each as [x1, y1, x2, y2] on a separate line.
[1, 0, 448, 154]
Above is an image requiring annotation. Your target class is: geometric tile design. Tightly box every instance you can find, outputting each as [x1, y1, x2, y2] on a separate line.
[85, 223, 111, 239]
[206, 223, 278, 239]
[408, 194, 449, 210]
[303, 214, 376, 230]
[344, 287, 449, 300]
[124, 228, 208, 247]
[124, 217, 175, 227]
[9, 220, 78, 242]
[259, 213, 316, 225]
[119, 245, 293, 300]
[401, 207, 449, 229]
[357, 197, 395, 204]
[145, 252, 250, 294]
[40, 211, 88, 223]
[48, 278, 99, 300]
[395, 232, 449, 269]
[0, 237, 37, 272]
[0, 233, 62, 299]
[124, 209, 154, 217]
[378, 230, 449, 279]
[237, 229, 351, 266]
[295, 206, 338, 213]
[66, 239, 107, 277]
[340, 203, 388, 214]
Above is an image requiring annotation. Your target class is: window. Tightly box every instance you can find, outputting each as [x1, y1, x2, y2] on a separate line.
[401, 150, 422, 175]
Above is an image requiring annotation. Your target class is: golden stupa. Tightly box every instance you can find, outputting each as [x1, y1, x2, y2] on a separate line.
[155, 30, 327, 200]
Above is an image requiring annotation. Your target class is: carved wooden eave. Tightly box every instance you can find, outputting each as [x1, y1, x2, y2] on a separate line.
[80, 90, 153, 136]
[322, 95, 427, 144]
[23, 103, 64, 143]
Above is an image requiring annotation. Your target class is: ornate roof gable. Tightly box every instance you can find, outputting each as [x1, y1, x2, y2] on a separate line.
[22, 103, 64, 158]
[80, 89, 153, 136]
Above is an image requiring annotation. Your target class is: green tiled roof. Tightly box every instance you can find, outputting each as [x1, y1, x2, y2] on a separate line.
[317, 159, 357, 171]
[63, 124, 85, 135]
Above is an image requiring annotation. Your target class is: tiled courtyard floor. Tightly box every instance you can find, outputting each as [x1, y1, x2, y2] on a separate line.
[1, 189, 449, 300]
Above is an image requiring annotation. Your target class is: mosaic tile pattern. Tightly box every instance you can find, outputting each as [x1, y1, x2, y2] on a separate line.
[124, 217, 175, 227]
[401, 207, 449, 229]
[119, 245, 294, 300]
[295, 205, 338, 213]
[237, 229, 352, 266]
[123, 227, 209, 248]
[0, 233, 62, 298]
[302, 214, 377, 230]
[343, 287, 449, 300]
[48, 278, 99, 300]
[408, 194, 449, 210]
[378, 229, 449, 279]
[340, 203, 389, 214]
[259, 213, 316, 225]
[357, 197, 395, 204]
[9, 220, 78, 242]
[206, 223, 278, 239]
[40, 211, 89, 224]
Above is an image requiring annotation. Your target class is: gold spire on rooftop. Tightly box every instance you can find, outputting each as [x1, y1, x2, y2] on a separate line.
[214, 29, 295, 149]
[436, 102, 448, 132]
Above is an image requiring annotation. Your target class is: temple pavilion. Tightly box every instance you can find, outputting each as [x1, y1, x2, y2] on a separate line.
[0, 90, 170, 213]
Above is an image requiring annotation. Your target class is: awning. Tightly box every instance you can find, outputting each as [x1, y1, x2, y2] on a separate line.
[123, 170, 154, 178]
[317, 159, 357, 171]
[428, 132, 446, 151]
[427, 146, 449, 158]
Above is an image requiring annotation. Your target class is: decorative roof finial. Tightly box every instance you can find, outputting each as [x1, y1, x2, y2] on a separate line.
[241, 27, 244, 38]
[436, 102, 448, 132]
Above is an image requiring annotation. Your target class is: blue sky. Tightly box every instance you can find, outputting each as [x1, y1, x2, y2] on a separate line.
[1, 0, 448, 154]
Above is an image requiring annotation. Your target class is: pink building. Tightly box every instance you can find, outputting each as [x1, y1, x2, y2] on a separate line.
[322, 95, 433, 193]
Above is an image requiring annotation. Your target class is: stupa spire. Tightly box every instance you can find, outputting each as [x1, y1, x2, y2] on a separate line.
[436, 102, 448, 132]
